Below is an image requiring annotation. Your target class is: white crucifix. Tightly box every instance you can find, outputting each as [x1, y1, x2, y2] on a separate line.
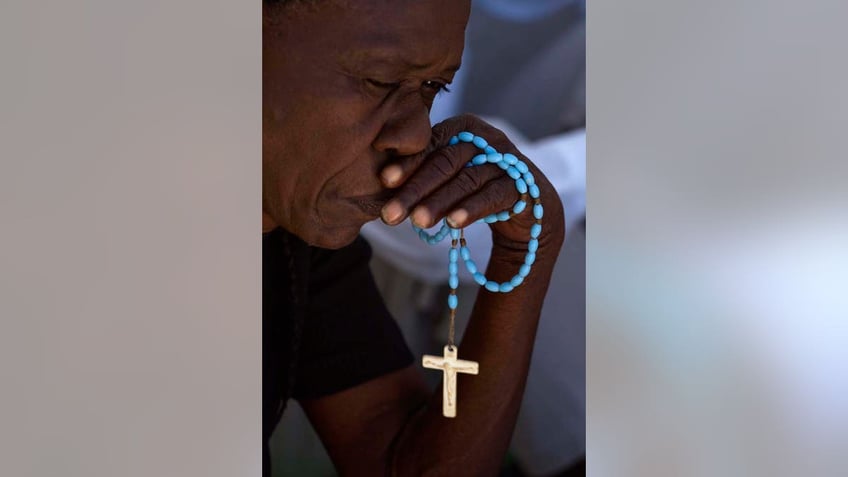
[422, 345, 479, 418]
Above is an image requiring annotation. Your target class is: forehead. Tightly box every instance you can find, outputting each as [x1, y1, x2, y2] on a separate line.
[278, 0, 470, 68]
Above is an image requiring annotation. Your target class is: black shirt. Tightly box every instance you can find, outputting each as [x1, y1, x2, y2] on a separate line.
[263, 228, 414, 475]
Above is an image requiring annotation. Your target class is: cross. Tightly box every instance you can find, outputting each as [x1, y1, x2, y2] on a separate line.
[422, 345, 479, 418]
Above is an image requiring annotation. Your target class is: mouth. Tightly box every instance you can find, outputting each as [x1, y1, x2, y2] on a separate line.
[346, 189, 396, 218]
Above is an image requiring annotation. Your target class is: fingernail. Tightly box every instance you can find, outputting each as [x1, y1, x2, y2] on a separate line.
[411, 206, 431, 228]
[448, 209, 468, 227]
[381, 165, 403, 187]
[381, 200, 404, 224]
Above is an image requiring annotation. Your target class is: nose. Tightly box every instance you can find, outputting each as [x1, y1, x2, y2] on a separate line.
[372, 92, 432, 157]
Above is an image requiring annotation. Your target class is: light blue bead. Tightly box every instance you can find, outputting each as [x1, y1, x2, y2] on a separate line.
[533, 204, 544, 219]
[458, 131, 474, 142]
[472, 154, 488, 165]
[449, 248, 458, 262]
[504, 153, 518, 165]
[510, 275, 524, 287]
[465, 259, 478, 274]
[486, 153, 502, 163]
[483, 214, 498, 224]
[450, 228, 461, 239]
[529, 184, 540, 199]
[485, 280, 499, 292]
[519, 263, 531, 278]
[448, 294, 458, 309]
[531, 223, 542, 238]
[473, 272, 487, 286]
[472, 136, 488, 149]
[512, 200, 527, 214]
[484, 146, 497, 155]
[497, 160, 509, 170]
[516, 161, 529, 174]
[418, 229, 428, 240]
[525, 253, 536, 265]
[497, 211, 510, 221]
[449, 275, 459, 289]
[506, 166, 521, 180]
[528, 238, 539, 253]
[515, 178, 528, 194]
[449, 136, 460, 146]
[523, 172, 535, 186]
[449, 262, 458, 275]
[499, 283, 514, 293]
[427, 236, 437, 245]
[460, 247, 471, 261]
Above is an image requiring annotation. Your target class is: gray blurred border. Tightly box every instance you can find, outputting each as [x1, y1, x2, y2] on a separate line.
[588, 1, 848, 476]
[0, 2, 261, 475]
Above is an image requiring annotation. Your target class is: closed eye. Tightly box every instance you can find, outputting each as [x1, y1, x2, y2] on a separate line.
[366, 78, 401, 90]
[423, 80, 451, 94]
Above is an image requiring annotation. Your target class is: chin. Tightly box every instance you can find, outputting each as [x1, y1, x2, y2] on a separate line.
[298, 223, 362, 250]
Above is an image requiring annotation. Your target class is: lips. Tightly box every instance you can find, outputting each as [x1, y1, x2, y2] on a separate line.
[346, 189, 395, 218]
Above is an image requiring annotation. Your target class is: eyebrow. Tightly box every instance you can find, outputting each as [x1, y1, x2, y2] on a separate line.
[342, 49, 461, 75]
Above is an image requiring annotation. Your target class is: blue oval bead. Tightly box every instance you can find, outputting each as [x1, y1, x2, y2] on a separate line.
[449, 136, 460, 146]
[515, 178, 528, 194]
[504, 153, 518, 165]
[483, 214, 498, 224]
[499, 283, 514, 293]
[530, 223, 542, 238]
[427, 236, 437, 245]
[449, 275, 459, 289]
[533, 204, 544, 219]
[472, 154, 488, 165]
[529, 184, 540, 199]
[448, 294, 458, 309]
[523, 172, 535, 186]
[458, 131, 474, 142]
[460, 246, 471, 261]
[449, 262, 458, 275]
[486, 153, 502, 163]
[506, 166, 521, 180]
[449, 248, 458, 262]
[472, 136, 488, 149]
[497, 160, 509, 170]
[510, 275, 524, 287]
[528, 238, 539, 253]
[497, 211, 511, 221]
[450, 228, 461, 239]
[519, 264, 531, 277]
[484, 145, 497, 155]
[466, 259, 478, 275]
[512, 200, 527, 214]
[473, 272, 487, 286]
[525, 252, 536, 265]
[485, 280, 499, 292]
[516, 161, 529, 174]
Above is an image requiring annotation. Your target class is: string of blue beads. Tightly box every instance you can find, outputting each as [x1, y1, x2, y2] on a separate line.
[412, 131, 543, 314]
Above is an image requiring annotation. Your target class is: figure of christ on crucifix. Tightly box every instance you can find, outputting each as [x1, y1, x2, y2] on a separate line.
[422, 345, 480, 418]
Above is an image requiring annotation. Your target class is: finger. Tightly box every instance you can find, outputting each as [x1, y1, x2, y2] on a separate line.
[380, 114, 507, 189]
[408, 164, 506, 228]
[381, 142, 480, 225]
[444, 177, 523, 229]
[380, 141, 477, 189]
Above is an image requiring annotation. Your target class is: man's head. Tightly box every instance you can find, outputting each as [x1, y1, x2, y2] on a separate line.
[263, 0, 471, 248]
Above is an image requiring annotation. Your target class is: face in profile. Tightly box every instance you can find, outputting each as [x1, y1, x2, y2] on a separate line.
[263, 0, 470, 248]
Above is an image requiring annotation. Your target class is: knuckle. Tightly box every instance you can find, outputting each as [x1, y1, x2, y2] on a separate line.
[454, 169, 485, 193]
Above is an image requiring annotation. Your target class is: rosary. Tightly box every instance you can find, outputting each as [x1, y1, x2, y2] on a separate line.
[413, 131, 543, 418]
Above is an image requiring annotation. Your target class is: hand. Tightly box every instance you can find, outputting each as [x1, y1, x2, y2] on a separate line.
[379, 114, 565, 255]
